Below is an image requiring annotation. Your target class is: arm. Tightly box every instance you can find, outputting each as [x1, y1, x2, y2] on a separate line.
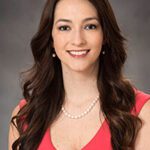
[8, 105, 20, 150]
[135, 99, 150, 150]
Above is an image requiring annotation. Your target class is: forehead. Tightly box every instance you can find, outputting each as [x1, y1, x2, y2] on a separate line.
[54, 0, 98, 20]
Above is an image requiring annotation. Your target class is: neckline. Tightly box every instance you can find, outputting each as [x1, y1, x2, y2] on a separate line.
[48, 118, 106, 150]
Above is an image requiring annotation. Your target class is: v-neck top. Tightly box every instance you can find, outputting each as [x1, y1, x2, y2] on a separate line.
[19, 89, 150, 150]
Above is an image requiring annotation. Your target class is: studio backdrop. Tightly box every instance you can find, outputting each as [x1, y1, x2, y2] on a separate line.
[0, 0, 150, 149]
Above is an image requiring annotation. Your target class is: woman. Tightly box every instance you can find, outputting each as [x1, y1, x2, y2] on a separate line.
[9, 0, 150, 149]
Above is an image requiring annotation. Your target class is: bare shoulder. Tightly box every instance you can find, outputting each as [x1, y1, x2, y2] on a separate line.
[8, 105, 20, 150]
[11, 105, 20, 117]
[135, 99, 150, 150]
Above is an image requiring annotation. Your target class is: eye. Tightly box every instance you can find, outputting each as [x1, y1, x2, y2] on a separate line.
[84, 24, 97, 30]
[58, 25, 70, 31]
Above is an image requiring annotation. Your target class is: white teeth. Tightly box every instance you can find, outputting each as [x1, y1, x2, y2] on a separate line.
[69, 50, 88, 55]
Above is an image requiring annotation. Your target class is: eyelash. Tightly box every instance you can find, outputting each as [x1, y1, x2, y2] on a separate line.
[58, 24, 98, 31]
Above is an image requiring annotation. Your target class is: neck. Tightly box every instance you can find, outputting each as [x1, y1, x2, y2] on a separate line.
[61, 64, 100, 109]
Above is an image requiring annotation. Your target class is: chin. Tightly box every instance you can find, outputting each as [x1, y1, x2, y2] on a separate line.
[61, 61, 96, 73]
[68, 65, 94, 73]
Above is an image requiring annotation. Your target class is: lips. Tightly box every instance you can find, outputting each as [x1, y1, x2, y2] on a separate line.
[66, 49, 90, 52]
[66, 49, 90, 58]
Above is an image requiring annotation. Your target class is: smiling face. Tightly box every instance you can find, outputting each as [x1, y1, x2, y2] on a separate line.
[52, 0, 104, 73]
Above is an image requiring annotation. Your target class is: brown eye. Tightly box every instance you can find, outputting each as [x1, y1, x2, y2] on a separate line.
[85, 24, 97, 30]
[58, 25, 70, 31]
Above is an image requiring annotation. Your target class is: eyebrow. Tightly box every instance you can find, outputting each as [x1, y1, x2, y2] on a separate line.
[55, 17, 99, 24]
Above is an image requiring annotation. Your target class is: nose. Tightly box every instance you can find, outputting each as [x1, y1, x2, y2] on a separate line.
[71, 29, 86, 46]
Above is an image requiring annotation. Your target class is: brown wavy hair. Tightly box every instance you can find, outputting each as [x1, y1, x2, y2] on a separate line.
[11, 0, 142, 149]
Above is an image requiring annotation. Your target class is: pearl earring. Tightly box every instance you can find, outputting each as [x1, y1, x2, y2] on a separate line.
[102, 50, 105, 55]
[52, 53, 56, 57]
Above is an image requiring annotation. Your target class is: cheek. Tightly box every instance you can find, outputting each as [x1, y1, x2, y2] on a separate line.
[92, 34, 103, 50]
[89, 30, 103, 46]
[53, 33, 67, 49]
[90, 33, 103, 57]
[52, 35, 66, 58]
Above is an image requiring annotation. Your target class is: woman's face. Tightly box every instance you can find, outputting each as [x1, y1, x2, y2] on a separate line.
[52, 0, 104, 73]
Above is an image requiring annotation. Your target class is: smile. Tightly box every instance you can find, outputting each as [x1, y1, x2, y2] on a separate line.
[66, 49, 90, 58]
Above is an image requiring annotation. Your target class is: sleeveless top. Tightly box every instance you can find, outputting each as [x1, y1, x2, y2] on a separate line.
[19, 89, 150, 150]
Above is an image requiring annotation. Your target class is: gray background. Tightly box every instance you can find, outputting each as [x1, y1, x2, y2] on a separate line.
[0, 0, 150, 149]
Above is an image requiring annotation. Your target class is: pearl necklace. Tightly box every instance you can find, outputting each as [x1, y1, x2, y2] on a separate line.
[61, 95, 99, 119]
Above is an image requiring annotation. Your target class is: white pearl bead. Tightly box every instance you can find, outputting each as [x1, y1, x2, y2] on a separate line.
[61, 96, 99, 119]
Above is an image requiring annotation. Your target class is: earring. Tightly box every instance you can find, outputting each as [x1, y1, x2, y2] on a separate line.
[102, 50, 105, 55]
[52, 53, 56, 57]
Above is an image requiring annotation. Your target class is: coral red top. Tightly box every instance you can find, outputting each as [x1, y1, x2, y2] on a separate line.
[19, 89, 150, 150]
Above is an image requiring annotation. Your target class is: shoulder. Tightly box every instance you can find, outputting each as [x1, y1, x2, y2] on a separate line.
[8, 104, 20, 150]
[11, 105, 20, 118]
[139, 98, 150, 118]
[135, 98, 150, 149]
[8, 99, 27, 150]
[10, 99, 27, 121]
[133, 89, 150, 115]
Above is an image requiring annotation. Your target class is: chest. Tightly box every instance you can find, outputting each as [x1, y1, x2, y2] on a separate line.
[50, 113, 104, 150]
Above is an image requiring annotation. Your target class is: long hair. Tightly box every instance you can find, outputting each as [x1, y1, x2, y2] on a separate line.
[11, 0, 142, 149]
